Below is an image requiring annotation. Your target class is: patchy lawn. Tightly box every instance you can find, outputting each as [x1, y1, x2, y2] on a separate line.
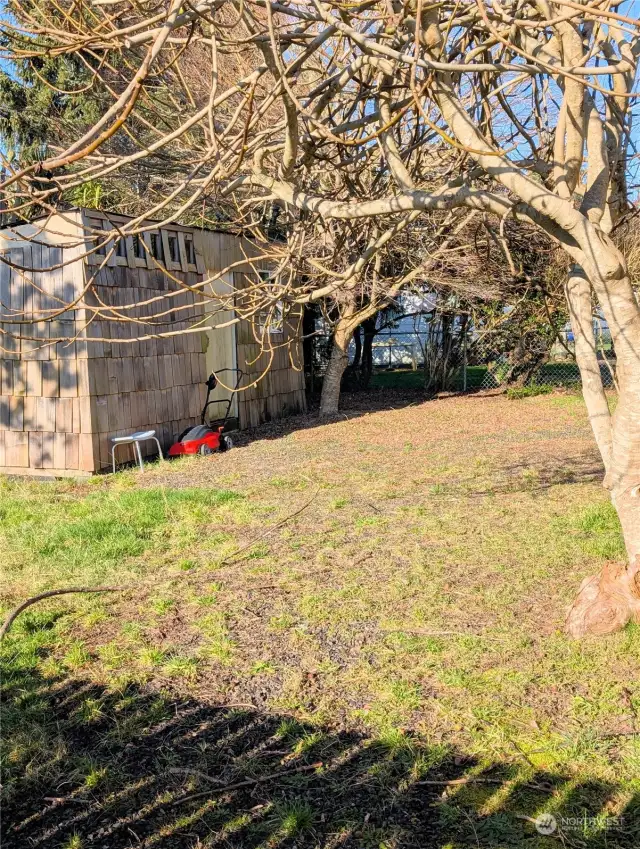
[369, 364, 488, 391]
[2, 390, 639, 848]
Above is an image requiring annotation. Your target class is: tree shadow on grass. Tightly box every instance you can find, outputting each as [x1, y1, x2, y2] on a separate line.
[477, 452, 605, 496]
[2, 656, 639, 849]
[230, 387, 502, 452]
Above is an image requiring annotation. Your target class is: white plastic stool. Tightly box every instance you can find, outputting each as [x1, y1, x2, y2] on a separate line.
[110, 430, 163, 473]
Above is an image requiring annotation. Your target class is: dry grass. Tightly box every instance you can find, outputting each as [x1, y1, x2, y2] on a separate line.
[2, 390, 639, 847]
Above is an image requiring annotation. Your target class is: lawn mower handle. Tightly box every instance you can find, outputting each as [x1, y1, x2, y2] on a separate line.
[201, 368, 244, 426]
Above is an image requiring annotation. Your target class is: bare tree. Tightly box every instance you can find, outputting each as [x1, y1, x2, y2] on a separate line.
[1, 0, 640, 636]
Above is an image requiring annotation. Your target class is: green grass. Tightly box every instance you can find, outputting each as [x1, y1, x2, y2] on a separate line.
[506, 383, 554, 399]
[271, 800, 315, 837]
[370, 368, 425, 390]
[1, 393, 638, 848]
[0, 482, 242, 589]
[369, 365, 488, 391]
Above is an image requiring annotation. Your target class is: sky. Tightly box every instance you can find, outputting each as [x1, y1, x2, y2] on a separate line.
[0, 2, 639, 197]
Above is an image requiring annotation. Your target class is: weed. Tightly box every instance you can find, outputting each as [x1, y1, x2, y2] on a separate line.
[275, 718, 305, 740]
[151, 598, 176, 615]
[97, 641, 127, 669]
[331, 497, 349, 509]
[271, 801, 314, 837]
[388, 681, 422, 710]
[63, 640, 90, 670]
[79, 698, 103, 723]
[161, 655, 199, 680]
[138, 646, 167, 668]
[506, 383, 554, 399]
[269, 613, 295, 630]
[251, 660, 276, 674]
[84, 766, 107, 789]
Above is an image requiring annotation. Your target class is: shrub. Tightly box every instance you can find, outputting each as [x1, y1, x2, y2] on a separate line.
[506, 383, 554, 400]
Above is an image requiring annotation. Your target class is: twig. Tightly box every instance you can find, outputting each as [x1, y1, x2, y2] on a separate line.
[352, 552, 374, 566]
[416, 777, 555, 792]
[221, 488, 320, 565]
[172, 761, 323, 805]
[598, 730, 640, 738]
[381, 628, 504, 640]
[0, 587, 124, 640]
[168, 768, 224, 785]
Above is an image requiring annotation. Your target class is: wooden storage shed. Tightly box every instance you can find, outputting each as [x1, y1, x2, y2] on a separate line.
[0, 208, 305, 475]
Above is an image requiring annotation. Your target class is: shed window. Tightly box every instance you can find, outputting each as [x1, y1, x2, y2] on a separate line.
[87, 217, 127, 265]
[91, 219, 107, 255]
[257, 270, 284, 334]
[150, 233, 164, 262]
[133, 234, 146, 260]
[167, 234, 180, 264]
[185, 234, 196, 266]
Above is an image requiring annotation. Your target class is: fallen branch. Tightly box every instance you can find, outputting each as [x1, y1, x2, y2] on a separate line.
[598, 730, 640, 738]
[168, 768, 225, 785]
[221, 488, 320, 565]
[381, 628, 505, 640]
[0, 587, 124, 640]
[416, 777, 555, 792]
[172, 761, 323, 805]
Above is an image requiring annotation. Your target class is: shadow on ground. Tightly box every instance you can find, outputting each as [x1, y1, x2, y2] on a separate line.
[486, 453, 605, 494]
[232, 387, 498, 450]
[2, 662, 638, 848]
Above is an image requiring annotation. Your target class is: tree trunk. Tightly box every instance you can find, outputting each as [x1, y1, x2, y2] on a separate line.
[319, 319, 354, 418]
[505, 348, 549, 387]
[360, 316, 376, 389]
[564, 268, 613, 471]
[566, 266, 640, 637]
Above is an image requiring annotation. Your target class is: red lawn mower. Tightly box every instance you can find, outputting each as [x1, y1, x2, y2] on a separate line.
[168, 369, 243, 457]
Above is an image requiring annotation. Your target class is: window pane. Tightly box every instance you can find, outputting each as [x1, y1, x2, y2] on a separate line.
[168, 234, 179, 263]
[150, 233, 163, 261]
[257, 270, 283, 332]
[185, 236, 195, 265]
[90, 219, 106, 255]
[133, 234, 145, 259]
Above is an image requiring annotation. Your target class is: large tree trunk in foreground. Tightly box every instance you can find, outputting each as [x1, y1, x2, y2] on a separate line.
[319, 319, 354, 418]
[566, 266, 640, 637]
[564, 268, 613, 471]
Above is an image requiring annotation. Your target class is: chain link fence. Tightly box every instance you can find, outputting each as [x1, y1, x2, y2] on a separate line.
[308, 323, 617, 393]
[472, 330, 616, 390]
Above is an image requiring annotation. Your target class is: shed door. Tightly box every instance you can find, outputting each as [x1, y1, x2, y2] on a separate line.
[203, 272, 238, 421]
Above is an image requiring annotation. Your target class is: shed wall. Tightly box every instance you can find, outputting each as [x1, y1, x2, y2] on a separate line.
[0, 212, 306, 475]
[194, 230, 242, 423]
[233, 272, 306, 429]
[0, 211, 94, 474]
[81, 262, 208, 471]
